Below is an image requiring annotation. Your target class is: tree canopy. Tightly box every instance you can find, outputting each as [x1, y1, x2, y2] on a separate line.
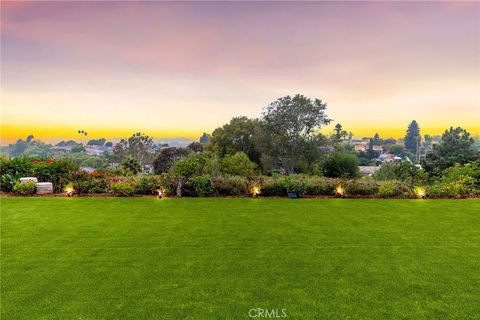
[113, 132, 155, 165]
[257, 94, 331, 173]
[153, 147, 189, 174]
[423, 127, 479, 174]
[404, 120, 420, 154]
[206, 116, 261, 164]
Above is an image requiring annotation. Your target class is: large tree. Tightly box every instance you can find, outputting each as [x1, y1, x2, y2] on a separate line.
[206, 116, 261, 164]
[257, 94, 331, 173]
[170, 153, 209, 196]
[187, 142, 203, 153]
[423, 127, 479, 174]
[153, 147, 190, 174]
[332, 123, 347, 143]
[404, 120, 421, 154]
[199, 133, 210, 145]
[113, 132, 155, 165]
[87, 138, 106, 146]
[8, 135, 35, 156]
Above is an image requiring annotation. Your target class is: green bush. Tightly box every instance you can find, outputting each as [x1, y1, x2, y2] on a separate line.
[1, 174, 16, 192]
[188, 175, 214, 197]
[121, 156, 142, 176]
[429, 177, 477, 198]
[135, 175, 163, 195]
[13, 181, 36, 195]
[322, 152, 359, 178]
[303, 178, 335, 196]
[261, 179, 288, 196]
[171, 153, 209, 178]
[428, 161, 480, 197]
[70, 170, 110, 194]
[0, 156, 34, 178]
[262, 175, 338, 197]
[284, 178, 307, 195]
[111, 182, 135, 197]
[157, 173, 176, 196]
[261, 176, 307, 196]
[32, 159, 79, 193]
[211, 176, 248, 196]
[346, 178, 379, 195]
[373, 162, 428, 186]
[378, 180, 402, 198]
[440, 161, 479, 190]
[221, 152, 256, 176]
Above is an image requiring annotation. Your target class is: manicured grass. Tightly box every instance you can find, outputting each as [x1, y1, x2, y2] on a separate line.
[1, 198, 479, 319]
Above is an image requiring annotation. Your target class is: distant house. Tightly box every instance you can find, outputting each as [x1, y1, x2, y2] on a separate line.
[379, 153, 394, 161]
[418, 146, 427, 161]
[85, 146, 102, 156]
[359, 166, 380, 176]
[354, 142, 369, 152]
[85, 145, 113, 156]
[353, 143, 383, 153]
[372, 145, 383, 153]
[80, 167, 96, 173]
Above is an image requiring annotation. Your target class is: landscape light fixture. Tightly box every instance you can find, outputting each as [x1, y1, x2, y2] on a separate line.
[251, 185, 261, 197]
[65, 186, 74, 197]
[157, 189, 164, 199]
[414, 187, 426, 199]
[335, 185, 345, 197]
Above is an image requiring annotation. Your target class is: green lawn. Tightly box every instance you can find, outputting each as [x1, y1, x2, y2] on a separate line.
[1, 198, 479, 319]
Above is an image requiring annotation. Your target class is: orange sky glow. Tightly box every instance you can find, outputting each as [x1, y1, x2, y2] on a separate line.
[1, 1, 479, 144]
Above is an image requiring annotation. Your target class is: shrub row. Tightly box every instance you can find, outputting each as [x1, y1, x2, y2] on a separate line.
[1, 157, 78, 193]
[4, 172, 479, 198]
[2, 156, 478, 198]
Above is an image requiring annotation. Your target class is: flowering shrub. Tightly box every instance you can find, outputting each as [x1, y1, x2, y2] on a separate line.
[186, 175, 214, 197]
[135, 175, 163, 195]
[262, 176, 339, 197]
[211, 176, 248, 196]
[70, 170, 110, 194]
[346, 178, 379, 195]
[429, 177, 478, 198]
[31, 159, 78, 193]
[428, 161, 480, 198]
[13, 181, 36, 195]
[111, 182, 135, 197]
[2, 155, 478, 198]
[261, 178, 289, 196]
[0, 156, 34, 178]
[1, 157, 78, 193]
[303, 178, 336, 196]
[378, 180, 403, 198]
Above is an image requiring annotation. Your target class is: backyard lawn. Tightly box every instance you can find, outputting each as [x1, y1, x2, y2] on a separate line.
[1, 197, 479, 319]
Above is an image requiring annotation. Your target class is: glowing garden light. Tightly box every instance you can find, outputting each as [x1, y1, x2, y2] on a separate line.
[335, 185, 345, 197]
[65, 186, 74, 197]
[157, 188, 165, 199]
[251, 185, 261, 197]
[414, 187, 426, 199]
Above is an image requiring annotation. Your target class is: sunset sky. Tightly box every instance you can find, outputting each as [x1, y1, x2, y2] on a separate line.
[1, 1, 479, 144]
